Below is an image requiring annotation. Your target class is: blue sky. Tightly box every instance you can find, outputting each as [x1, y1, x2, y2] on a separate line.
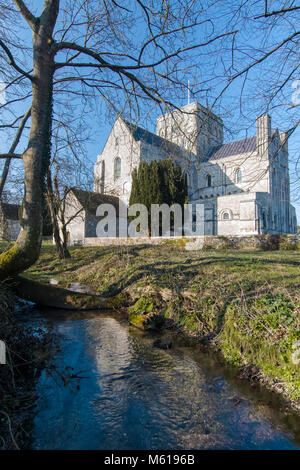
[0, 1, 299, 222]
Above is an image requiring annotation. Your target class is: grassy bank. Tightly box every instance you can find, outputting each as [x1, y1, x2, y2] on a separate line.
[24, 243, 300, 409]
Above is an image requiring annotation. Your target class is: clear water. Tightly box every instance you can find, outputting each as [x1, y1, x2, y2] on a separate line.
[27, 310, 300, 450]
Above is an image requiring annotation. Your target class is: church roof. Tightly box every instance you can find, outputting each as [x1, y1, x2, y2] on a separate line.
[1, 203, 20, 221]
[207, 135, 257, 161]
[122, 119, 186, 159]
[70, 188, 120, 215]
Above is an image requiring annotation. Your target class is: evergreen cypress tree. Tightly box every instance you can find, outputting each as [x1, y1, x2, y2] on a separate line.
[129, 158, 187, 234]
[130, 159, 186, 207]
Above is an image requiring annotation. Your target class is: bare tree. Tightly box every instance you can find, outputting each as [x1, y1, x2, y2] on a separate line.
[46, 113, 92, 258]
[0, 0, 298, 279]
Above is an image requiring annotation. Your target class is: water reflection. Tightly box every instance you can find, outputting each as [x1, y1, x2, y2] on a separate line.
[31, 313, 300, 450]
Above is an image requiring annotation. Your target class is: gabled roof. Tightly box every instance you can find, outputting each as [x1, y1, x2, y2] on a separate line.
[207, 128, 279, 161]
[70, 188, 120, 215]
[1, 203, 20, 221]
[122, 118, 187, 160]
[207, 136, 257, 161]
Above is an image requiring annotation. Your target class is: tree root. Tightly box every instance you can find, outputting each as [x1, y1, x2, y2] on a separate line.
[11, 276, 127, 310]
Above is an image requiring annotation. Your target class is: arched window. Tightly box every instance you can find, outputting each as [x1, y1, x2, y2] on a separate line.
[193, 169, 198, 189]
[262, 211, 267, 229]
[236, 168, 242, 183]
[114, 157, 121, 179]
[206, 174, 212, 187]
[221, 210, 231, 220]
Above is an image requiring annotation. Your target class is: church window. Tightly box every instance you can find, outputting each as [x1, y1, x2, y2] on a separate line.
[235, 168, 242, 183]
[222, 211, 230, 220]
[192, 170, 198, 188]
[206, 174, 212, 187]
[114, 157, 121, 179]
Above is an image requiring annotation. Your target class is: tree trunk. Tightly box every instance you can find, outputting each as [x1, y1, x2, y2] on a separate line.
[46, 171, 70, 259]
[61, 221, 71, 258]
[0, 3, 59, 280]
[12, 276, 127, 310]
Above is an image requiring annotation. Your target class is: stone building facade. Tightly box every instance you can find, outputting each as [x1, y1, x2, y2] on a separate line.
[62, 188, 122, 244]
[0, 203, 21, 241]
[94, 116, 198, 204]
[94, 101, 297, 236]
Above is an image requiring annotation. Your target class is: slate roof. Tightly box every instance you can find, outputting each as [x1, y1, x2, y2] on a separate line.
[122, 119, 186, 159]
[123, 118, 259, 162]
[70, 188, 120, 216]
[207, 135, 257, 161]
[1, 203, 20, 221]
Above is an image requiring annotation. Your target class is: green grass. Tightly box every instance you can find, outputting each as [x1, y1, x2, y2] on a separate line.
[22, 243, 300, 406]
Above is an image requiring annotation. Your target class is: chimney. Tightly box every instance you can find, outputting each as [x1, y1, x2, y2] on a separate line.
[256, 114, 271, 156]
[279, 131, 288, 154]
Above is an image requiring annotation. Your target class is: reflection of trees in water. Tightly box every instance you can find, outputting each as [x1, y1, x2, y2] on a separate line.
[87, 317, 299, 449]
[87, 317, 131, 375]
[85, 318, 232, 448]
[32, 314, 299, 450]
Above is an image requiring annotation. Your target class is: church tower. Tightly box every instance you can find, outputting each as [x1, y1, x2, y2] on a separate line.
[156, 101, 224, 159]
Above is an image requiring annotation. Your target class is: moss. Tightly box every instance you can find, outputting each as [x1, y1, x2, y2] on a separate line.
[129, 296, 154, 315]
[158, 238, 188, 248]
[128, 312, 146, 329]
[218, 294, 300, 400]
[163, 302, 175, 318]
[178, 313, 199, 332]
[0, 237, 41, 280]
[202, 244, 215, 251]
[106, 292, 128, 308]
[279, 237, 299, 251]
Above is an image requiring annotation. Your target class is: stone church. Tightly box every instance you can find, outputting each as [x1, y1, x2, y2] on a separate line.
[93, 101, 297, 236]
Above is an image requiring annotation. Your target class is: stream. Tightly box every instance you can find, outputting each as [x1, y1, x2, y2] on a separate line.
[21, 308, 300, 450]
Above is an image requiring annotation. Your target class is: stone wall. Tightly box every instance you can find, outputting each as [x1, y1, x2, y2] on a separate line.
[62, 192, 85, 243]
[6, 219, 21, 241]
[83, 234, 299, 250]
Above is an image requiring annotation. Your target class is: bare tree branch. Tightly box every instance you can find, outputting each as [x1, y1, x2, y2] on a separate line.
[0, 39, 33, 80]
[0, 153, 22, 159]
[13, 0, 38, 29]
[255, 5, 300, 19]
[0, 106, 31, 197]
